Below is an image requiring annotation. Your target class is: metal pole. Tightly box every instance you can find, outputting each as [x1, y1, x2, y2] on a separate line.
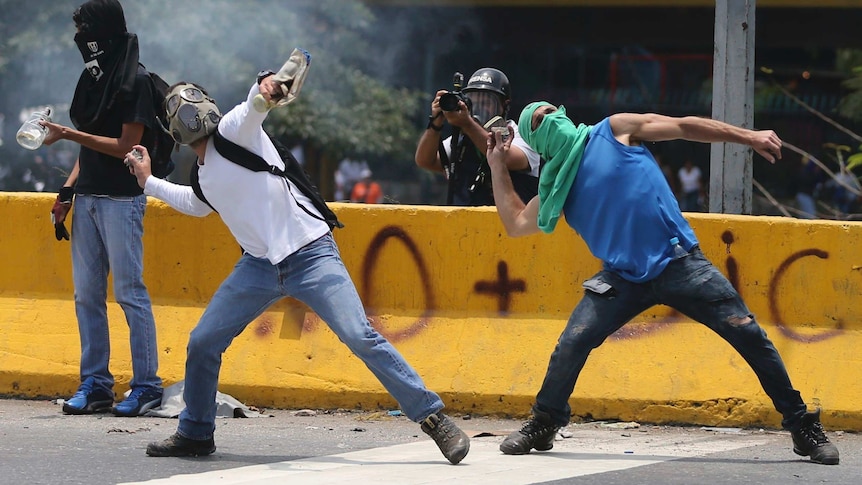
[710, 0, 756, 214]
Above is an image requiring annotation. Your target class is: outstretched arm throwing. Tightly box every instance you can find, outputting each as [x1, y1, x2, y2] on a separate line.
[608, 113, 783, 163]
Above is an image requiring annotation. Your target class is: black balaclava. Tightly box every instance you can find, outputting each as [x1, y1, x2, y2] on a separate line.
[69, 0, 140, 131]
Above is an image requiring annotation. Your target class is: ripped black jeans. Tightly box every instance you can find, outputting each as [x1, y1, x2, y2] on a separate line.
[534, 247, 807, 430]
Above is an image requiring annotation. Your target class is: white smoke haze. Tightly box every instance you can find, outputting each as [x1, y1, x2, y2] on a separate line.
[0, 0, 484, 193]
[0, 0, 483, 133]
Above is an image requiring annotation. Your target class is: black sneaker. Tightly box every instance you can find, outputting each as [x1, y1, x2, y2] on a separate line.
[62, 377, 114, 415]
[500, 411, 560, 455]
[146, 433, 216, 457]
[791, 409, 839, 465]
[420, 411, 470, 464]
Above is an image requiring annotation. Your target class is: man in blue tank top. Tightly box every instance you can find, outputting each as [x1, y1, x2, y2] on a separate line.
[483, 102, 839, 465]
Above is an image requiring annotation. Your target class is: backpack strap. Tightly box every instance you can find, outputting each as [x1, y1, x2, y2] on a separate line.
[211, 130, 343, 229]
[212, 130, 277, 174]
[189, 162, 216, 212]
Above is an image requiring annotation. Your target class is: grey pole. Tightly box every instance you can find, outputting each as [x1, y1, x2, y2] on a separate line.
[710, 0, 756, 214]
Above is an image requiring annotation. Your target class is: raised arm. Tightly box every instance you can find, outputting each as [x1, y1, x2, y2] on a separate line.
[608, 113, 783, 163]
[415, 90, 448, 174]
[485, 126, 541, 237]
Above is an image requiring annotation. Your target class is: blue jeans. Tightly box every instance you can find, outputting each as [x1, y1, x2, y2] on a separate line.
[795, 192, 816, 219]
[680, 190, 701, 212]
[177, 233, 443, 440]
[534, 247, 807, 431]
[71, 194, 161, 393]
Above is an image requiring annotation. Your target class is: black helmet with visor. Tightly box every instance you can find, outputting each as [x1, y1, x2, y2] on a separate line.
[463, 68, 511, 126]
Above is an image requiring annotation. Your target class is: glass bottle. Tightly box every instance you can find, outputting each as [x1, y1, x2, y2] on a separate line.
[16, 107, 52, 150]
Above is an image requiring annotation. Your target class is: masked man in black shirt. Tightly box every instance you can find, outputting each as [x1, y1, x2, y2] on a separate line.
[42, 0, 163, 418]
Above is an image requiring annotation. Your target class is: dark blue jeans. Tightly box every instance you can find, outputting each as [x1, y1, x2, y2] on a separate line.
[534, 247, 807, 431]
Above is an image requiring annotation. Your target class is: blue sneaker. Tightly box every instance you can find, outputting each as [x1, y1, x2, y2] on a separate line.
[112, 387, 163, 417]
[62, 377, 114, 415]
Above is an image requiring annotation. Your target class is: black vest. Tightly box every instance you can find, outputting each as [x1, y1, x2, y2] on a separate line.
[447, 134, 538, 206]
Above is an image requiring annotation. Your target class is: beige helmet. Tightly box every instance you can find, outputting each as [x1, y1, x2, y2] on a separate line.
[163, 82, 222, 145]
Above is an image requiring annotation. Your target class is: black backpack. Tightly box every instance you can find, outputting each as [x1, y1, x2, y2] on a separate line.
[190, 130, 343, 231]
[142, 64, 177, 178]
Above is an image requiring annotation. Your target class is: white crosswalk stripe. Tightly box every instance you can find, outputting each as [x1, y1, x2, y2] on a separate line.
[121, 430, 770, 485]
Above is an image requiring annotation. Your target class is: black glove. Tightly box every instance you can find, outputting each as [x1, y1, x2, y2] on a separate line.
[51, 186, 74, 241]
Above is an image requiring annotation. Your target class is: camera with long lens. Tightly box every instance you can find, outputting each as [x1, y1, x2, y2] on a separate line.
[439, 72, 472, 112]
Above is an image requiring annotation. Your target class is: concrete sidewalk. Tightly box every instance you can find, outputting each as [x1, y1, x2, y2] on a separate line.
[0, 398, 857, 485]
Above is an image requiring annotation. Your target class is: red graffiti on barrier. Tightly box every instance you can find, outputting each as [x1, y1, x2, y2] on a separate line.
[768, 248, 843, 342]
[360, 225, 435, 343]
[610, 231, 844, 343]
[474, 261, 526, 314]
[722, 231, 740, 289]
[262, 226, 849, 345]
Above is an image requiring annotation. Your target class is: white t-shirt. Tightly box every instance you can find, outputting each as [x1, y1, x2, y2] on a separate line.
[678, 165, 702, 194]
[337, 159, 369, 186]
[144, 83, 329, 264]
[444, 120, 541, 177]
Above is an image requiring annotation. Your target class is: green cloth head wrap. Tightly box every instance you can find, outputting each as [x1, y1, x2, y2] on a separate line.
[518, 102, 593, 233]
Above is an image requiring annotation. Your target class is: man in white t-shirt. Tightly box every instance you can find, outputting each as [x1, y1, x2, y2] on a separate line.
[334, 157, 369, 201]
[677, 159, 703, 212]
[125, 68, 469, 465]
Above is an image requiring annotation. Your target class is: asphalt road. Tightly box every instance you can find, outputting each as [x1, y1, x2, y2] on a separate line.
[0, 398, 858, 485]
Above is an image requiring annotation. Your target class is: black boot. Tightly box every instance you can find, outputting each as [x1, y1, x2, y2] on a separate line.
[500, 409, 560, 455]
[791, 409, 839, 465]
[146, 432, 216, 457]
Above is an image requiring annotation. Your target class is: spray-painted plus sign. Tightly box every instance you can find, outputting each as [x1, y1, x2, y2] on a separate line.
[474, 261, 526, 314]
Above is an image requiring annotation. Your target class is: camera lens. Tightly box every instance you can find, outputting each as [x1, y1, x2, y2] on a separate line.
[439, 93, 461, 112]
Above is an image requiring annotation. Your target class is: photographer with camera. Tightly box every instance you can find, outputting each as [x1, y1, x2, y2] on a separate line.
[415, 68, 539, 206]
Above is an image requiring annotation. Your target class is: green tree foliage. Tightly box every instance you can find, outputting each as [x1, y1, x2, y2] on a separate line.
[0, 0, 425, 196]
[836, 48, 862, 123]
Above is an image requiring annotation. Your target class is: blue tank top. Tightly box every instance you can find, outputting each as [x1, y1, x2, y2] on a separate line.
[562, 118, 698, 283]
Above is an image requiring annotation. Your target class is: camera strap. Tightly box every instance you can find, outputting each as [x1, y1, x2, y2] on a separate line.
[437, 136, 450, 177]
[444, 127, 465, 205]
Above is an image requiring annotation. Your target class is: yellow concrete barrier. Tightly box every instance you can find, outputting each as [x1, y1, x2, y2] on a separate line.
[1, 192, 861, 430]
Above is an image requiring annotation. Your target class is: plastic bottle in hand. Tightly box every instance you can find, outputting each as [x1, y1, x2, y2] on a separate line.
[17, 107, 53, 150]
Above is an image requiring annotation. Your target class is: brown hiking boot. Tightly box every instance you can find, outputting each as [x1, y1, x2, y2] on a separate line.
[420, 411, 470, 464]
